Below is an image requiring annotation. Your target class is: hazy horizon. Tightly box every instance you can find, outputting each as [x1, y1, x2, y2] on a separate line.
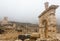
[0, 0, 60, 24]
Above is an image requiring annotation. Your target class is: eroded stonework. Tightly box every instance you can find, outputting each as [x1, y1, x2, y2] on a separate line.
[38, 2, 59, 41]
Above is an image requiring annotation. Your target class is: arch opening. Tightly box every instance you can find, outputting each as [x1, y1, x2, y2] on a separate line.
[42, 20, 48, 38]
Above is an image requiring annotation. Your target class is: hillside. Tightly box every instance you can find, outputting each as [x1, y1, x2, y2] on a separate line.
[10, 21, 60, 33]
[10, 21, 39, 33]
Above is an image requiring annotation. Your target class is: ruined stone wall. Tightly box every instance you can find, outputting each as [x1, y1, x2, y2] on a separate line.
[39, 8, 58, 39]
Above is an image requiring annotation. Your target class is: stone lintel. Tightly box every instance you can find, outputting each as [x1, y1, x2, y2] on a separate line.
[38, 5, 59, 18]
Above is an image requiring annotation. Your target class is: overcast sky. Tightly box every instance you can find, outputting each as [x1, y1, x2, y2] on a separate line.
[0, 0, 60, 24]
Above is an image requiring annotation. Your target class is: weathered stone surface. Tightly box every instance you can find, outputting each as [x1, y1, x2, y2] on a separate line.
[38, 2, 59, 40]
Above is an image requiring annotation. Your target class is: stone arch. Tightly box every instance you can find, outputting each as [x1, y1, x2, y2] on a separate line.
[38, 2, 59, 40]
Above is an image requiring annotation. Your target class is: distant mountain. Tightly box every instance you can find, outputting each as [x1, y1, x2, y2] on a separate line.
[9, 21, 39, 33]
[9, 21, 38, 27]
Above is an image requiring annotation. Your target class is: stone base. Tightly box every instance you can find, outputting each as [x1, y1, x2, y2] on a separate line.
[36, 38, 59, 41]
[38, 39, 58, 41]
